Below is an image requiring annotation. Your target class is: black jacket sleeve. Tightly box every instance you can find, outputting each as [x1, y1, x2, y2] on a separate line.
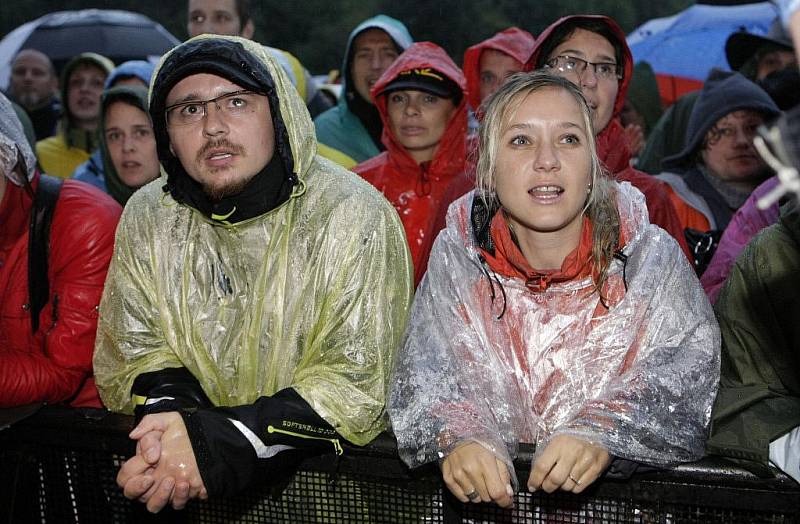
[131, 367, 213, 421]
[180, 387, 345, 497]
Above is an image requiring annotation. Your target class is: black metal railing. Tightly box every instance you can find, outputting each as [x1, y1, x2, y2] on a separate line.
[1, 405, 798, 523]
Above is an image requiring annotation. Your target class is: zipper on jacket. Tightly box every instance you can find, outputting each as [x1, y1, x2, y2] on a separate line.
[267, 425, 344, 456]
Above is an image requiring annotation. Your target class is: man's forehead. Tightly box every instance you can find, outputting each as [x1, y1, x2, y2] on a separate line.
[71, 63, 107, 78]
[166, 73, 244, 104]
[188, 0, 237, 17]
[552, 30, 617, 62]
[353, 28, 394, 50]
[716, 109, 765, 124]
[13, 50, 51, 68]
[480, 49, 523, 68]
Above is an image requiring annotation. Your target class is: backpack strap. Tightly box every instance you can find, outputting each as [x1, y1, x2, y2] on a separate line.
[28, 174, 64, 334]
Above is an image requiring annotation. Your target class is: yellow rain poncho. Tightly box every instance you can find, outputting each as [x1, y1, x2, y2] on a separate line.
[93, 35, 413, 447]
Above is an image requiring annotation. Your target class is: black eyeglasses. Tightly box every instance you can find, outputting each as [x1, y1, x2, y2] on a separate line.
[165, 90, 266, 126]
[545, 55, 623, 81]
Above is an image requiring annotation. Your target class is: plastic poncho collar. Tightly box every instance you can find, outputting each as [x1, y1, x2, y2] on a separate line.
[462, 27, 536, 112]
[371, 41, 468, 176]
[59, 53, 115, 150]
[97, 86, 150, 205]
[0, 92, 37, 185]
[148, 36, 308, 224]
[389, 181, 720, 471]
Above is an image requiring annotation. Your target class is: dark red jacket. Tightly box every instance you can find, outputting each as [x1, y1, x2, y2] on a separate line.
[462, 27, 536, 112]
[529, 15, 691, 259]
[0, 174, 121, 407]
[354, 42, 470, 286]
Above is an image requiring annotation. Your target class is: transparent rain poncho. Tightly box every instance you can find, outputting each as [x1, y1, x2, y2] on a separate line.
[93, 36, 414, 446]
[389, 182, 720, 471]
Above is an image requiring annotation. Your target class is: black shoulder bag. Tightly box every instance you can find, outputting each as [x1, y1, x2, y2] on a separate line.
[27, 175, 63, 334]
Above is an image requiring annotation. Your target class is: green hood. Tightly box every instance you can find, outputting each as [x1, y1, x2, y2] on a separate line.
[59, 52, 114, 149]
[98, 85, 151, 205]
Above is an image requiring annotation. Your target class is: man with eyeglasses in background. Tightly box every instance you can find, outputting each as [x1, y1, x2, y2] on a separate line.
[528, 16, 696, 259]
[92, 34, 412, 513]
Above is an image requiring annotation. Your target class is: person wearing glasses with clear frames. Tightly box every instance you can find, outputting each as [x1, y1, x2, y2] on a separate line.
[529, 16, 699, 262]
[93, 34, 412, 513]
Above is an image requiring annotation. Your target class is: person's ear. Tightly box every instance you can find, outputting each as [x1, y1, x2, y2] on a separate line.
[240, 19, 255, 39]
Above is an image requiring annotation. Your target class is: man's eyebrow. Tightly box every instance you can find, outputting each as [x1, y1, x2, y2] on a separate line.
[167, 93, 203, 105]
[167, 89, 244, 106]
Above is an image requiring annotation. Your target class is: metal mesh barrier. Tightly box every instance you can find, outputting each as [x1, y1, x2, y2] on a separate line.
[1, 406, 798, 523]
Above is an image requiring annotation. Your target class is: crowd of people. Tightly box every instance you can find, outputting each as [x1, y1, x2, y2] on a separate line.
[1, 0, 800, 514]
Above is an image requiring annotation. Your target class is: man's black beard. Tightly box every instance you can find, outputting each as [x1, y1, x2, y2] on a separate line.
[203, 175, 254, 202]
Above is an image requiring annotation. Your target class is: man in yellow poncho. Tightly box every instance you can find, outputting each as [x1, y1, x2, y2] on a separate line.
[92, 34, 413, 512]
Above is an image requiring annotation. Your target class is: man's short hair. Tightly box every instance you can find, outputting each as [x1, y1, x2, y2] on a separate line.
[13, 49, 57, 78]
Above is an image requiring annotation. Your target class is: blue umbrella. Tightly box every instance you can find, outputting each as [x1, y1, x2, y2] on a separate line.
[627, 2, 777, 84]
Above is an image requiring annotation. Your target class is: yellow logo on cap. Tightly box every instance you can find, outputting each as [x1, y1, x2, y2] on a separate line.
[399, 68, 444, 81]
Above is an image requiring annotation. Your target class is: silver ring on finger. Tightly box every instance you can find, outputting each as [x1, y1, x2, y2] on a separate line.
[465, 489, 480, 501]
[568, 474, 582, 486]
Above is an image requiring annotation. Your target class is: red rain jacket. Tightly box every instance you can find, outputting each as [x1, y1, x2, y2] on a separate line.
[529, 15, 692, 259]
[0, 174, 121, 407]
[462, 27, 536, 112]
[354, 42, 470, 286]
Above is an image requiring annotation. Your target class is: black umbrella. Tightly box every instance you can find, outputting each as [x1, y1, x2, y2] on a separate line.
[0, 9, 179, 86]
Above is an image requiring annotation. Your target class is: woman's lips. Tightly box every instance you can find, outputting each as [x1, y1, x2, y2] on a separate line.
[400, 126, 426, 136]
[528, 185, 565, 204]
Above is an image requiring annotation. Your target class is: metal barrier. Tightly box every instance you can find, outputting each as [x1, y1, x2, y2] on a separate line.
[1, 406, 798, 523]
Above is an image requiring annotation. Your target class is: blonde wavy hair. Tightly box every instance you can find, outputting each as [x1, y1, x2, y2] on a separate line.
[475, 72, 621, 301]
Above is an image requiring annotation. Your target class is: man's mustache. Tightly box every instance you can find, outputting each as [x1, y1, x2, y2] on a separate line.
[196, 139, 246, 163]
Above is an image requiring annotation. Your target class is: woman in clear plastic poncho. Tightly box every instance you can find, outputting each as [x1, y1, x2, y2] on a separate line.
[388, 73, 720, 508]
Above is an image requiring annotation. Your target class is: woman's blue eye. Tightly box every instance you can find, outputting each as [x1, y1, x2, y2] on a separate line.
[510, 136, 529, 146]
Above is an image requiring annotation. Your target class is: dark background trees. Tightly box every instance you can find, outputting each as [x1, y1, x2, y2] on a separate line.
[0, 0, 694, 74]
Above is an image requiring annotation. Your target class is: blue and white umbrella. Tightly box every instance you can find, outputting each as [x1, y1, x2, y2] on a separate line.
[627, 2, 777, 102]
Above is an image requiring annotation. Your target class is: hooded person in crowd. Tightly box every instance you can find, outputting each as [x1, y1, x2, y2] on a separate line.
[529, 15, 693, 259]
[73, 86, 160, 206]
[186, 0, 331, 118]
[7, 49, 61, 141]
[0, 92, 121, 408]
[658, 69, 780, 273]
[726, 18, 796, 83]
[35, 52, 114, 179]
[72, 61, 156, 191]
[462, 27, 535, 114]
[93, 35, 412, 512]
[389, 73, 719, 508]
[314, 15, 413, 169]
[353, 42, 469, 286]
[638, 16, 797, 175]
